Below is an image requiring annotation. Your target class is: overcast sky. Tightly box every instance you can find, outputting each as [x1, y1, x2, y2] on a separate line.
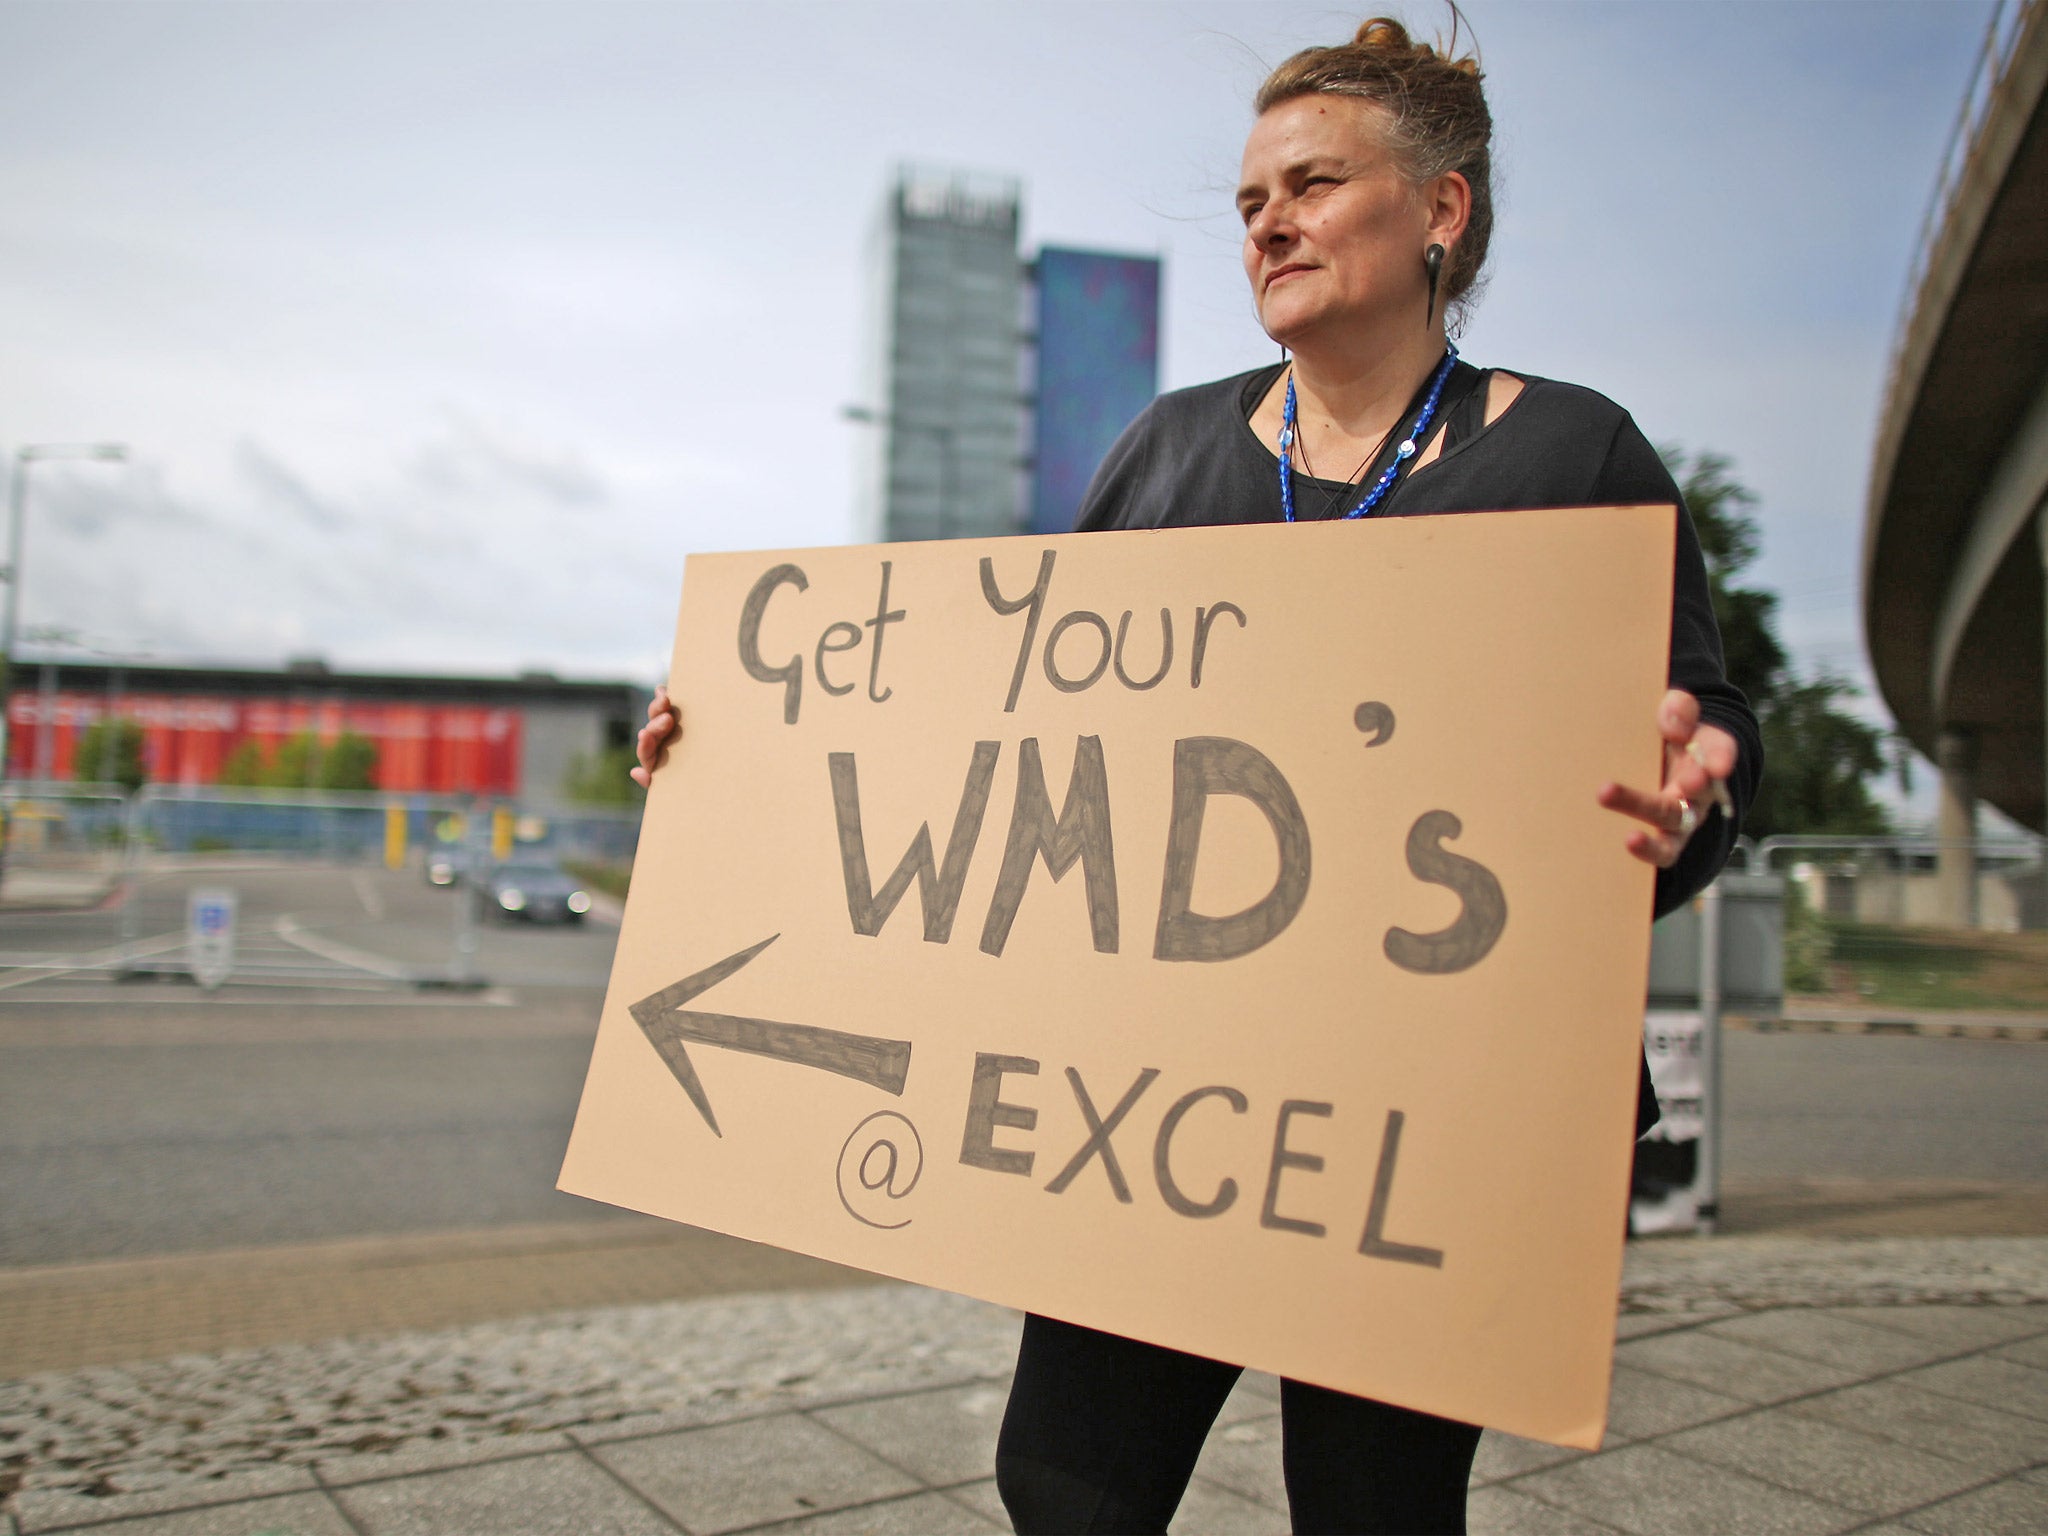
[0, 0, 1994, 802]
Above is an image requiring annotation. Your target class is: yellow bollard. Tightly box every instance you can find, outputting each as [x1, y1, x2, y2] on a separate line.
[385, 805, 407, 871]
[491, 806, 515, 862]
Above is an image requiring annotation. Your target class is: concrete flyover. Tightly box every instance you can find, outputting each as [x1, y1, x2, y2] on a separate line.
[1865, 0, 2048, 920]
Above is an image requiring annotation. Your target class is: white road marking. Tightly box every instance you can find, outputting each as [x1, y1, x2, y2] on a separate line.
[350, 871, 386, 920]
[0, 931, 191, 993]
[272, 915, 413, 981]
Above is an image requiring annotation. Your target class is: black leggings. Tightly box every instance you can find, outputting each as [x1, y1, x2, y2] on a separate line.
[996, 1314, 1482, 1535]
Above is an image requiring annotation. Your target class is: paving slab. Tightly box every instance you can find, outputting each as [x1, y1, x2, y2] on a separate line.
[566, 1400, 782, 1448]
[37, 1507, 352, 1536]
[1891, 1355, 2048, 1422]
[1168, 1475, 1290, 1534]
[1990, 1331, 2048, 1368]
[1233, 1371, 1282, 1404]
[1614, 1327, 1863, 1404]
[1898, 1474, 2048, 1535]
[1780, 1380, 2046, 1475]
[945, 1477, 1012, 1531]
[1215, 1373, 1279, 1426]
[1832, 1303, 2048, 1350]
[590, 1411, 919, 1534]
[1464, 1485, 1628, 1535]
[1599, 1363, 1748, 1443]
[46, 1492, 355, 1535]
[1702, 1309, 1966, 1373]
[1613, 1311, 1727, 1339]
[13, 1466, 318, 1533]
[1187, 1411, 1289, 1511]
[329, 1449, 678, 1535]
[1661, 1407, 1991, 1514]
[745, 1489, 1005, 1535]
[1469, 1428, 1585, 1485]
[313, 1428, 574, 1486]
[812, 1381, 1009, 1488]
[1512, 1442, 1863, 1536]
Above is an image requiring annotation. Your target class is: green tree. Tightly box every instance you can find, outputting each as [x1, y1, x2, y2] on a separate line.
[1662, 449, 1788, 711]
[212, 731, 378, 791]
[73, 717, 147, 792]
[216, 740, 265, 787]
[248, 737, 311, 786]
[1751, 675, 1892, 837]
[1660, 446, 1892, 841]
[565, 743, 646, 807]
[263, 733, 316, 788]
[315, 732, 378, 791]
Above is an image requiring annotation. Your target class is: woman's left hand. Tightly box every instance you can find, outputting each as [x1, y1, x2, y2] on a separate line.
[1596, 688, 1739, 869]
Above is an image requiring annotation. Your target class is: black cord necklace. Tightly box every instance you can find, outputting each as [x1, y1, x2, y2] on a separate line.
[1288, 367, 1402, 521]
[1279, 345, 1460, 522]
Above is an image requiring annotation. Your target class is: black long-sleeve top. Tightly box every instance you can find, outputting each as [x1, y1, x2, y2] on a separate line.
[1072, 359, 1763, 922]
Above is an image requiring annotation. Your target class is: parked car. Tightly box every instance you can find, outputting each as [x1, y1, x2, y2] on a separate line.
[481, 859, 592, 924]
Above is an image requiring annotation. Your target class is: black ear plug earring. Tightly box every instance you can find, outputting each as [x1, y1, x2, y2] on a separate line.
[1424, 243, 1445, 329]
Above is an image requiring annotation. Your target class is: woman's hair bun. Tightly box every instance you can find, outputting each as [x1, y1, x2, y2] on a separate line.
[1353, 15, 1481, 77]
[1355, 18, 1415, 52]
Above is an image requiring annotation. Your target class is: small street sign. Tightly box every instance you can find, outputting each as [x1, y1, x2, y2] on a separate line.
[187, 887, 237, 991]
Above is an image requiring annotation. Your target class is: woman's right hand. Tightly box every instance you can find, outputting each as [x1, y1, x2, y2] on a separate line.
[630, 684, 679, 788]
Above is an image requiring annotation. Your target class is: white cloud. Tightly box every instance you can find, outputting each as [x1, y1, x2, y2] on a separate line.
[0, 0, 1995, 708]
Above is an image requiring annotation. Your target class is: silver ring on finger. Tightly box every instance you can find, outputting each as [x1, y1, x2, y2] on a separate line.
[1675, 796, 1699, 838]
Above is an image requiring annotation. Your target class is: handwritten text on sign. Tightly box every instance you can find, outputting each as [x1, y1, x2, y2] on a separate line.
[560, 507, 1675, 1449]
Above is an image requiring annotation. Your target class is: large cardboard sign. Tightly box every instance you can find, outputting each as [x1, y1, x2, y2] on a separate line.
[560, 507, 1674, 1448]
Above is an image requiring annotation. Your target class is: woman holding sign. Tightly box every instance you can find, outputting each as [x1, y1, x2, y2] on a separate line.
[636, 14, 1758, 1535]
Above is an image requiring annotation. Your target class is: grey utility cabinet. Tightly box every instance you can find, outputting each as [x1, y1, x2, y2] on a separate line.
[1647, 872, 1785, 1014]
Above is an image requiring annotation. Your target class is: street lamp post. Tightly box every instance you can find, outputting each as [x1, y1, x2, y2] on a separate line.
[842, 406, 958, 539]
[0, 443, 127, 778]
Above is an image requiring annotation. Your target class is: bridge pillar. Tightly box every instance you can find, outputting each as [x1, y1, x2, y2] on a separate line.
[1935, 726, 1979, 927]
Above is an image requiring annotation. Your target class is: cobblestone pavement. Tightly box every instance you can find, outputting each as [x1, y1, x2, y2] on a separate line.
[2, 1235, 2044, 1534]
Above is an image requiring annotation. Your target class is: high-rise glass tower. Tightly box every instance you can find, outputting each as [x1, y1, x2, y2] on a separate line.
[857, 166, 1163, 544]
[858, 167, 1027, 544]
[1028, 248, 1162, 536]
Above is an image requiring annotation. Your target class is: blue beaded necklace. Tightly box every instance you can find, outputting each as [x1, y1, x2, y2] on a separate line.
[1279, 343, 1459, 522]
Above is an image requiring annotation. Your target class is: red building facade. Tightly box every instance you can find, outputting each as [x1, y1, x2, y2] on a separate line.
[3, 661, 642, 800]
[6, 691, 522, 793]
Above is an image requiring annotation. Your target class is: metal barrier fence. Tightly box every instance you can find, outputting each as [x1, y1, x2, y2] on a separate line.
[1745, 834, 2048, 1016]
[0, 782, 135, 983]
[0, 782, 640, 993]
[0, 780, 130, 872]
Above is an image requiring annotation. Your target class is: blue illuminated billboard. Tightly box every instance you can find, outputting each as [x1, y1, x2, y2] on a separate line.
[1030, 248, 1161, 535]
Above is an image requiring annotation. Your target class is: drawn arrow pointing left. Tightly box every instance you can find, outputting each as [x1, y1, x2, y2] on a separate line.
[628, 934, 913, 1138]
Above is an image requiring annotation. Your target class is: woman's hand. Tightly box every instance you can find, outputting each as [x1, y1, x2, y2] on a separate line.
[629, 684, 679, 789]
[1596, 688, 1738, 869]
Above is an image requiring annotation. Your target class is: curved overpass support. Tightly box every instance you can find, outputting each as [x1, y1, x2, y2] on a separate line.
[1925, 368, 2048, 920]
[1864, 2, 2048, 920]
